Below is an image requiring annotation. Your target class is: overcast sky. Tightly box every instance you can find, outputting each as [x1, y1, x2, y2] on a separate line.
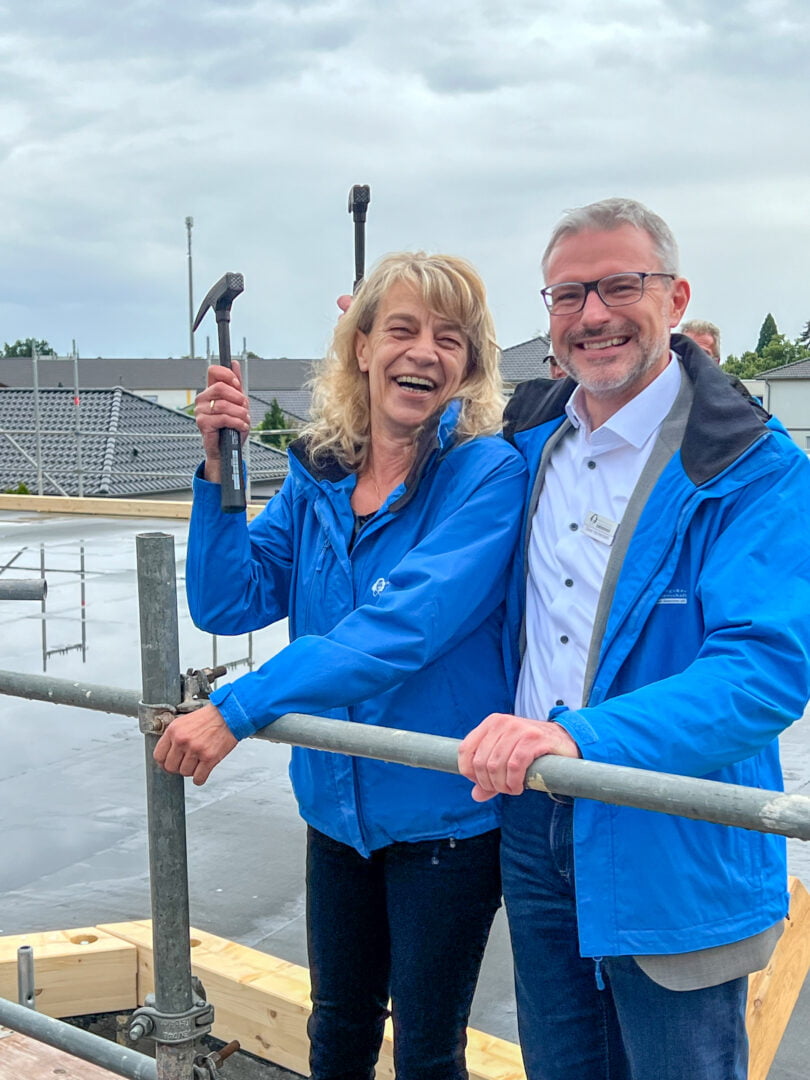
[2, 0, 809, 363]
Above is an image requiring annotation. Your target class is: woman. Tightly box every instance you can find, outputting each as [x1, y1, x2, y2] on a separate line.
[155, 252, 527, 1080]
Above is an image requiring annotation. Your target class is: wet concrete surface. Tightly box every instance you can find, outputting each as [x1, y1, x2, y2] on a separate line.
[1, 508, 809, 1078]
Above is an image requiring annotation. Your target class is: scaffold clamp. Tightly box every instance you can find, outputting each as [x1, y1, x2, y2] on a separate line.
[128, 983, 214, 1045]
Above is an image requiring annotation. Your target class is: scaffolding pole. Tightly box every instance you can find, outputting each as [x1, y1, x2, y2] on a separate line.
[0, 666, 809, 841]
[0, 579, 47, 600]
[0, 995, 157, 1080]
[135, 533, 201, 1080]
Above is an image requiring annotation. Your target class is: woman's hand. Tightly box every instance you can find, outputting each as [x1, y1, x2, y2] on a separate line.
[153, 703, 238, 786]
[195, 361, 251, 484]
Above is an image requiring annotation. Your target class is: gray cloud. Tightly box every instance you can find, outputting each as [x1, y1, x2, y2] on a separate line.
[1, 0, 809, 361]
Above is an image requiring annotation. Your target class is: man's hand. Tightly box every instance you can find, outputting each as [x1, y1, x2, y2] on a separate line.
[153, 703, 238, 786]
[458, 713, 580, 802]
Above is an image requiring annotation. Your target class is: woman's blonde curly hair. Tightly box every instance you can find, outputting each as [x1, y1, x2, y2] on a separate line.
[302, 252, 505, 471]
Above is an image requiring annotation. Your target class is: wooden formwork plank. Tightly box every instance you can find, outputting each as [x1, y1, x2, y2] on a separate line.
[99, 920, 526, 1080]
[0, 1029, 122, 1080]
[747, 875, 810, 1080]
[0, 927, 137, 1019]
[6, 872, 807, 1080]
[0, 493, 263, 520]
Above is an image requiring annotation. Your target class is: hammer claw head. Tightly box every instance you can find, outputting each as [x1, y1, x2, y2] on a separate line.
[348, 184, 371, 220]
[193, 272, 245, 331]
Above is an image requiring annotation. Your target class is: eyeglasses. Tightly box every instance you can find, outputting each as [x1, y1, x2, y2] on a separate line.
[540, 272, 676, 315]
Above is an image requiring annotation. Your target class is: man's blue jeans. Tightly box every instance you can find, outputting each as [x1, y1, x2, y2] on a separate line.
[306, 825, 501, 1080]
[500, 790, 748, 1080]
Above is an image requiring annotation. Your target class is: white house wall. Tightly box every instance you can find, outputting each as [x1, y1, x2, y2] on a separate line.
[766, 381, 810, 449]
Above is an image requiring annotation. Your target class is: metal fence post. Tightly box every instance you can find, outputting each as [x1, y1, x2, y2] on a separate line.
[31, 345, 44, 495]
[135, 533, 197, 1080]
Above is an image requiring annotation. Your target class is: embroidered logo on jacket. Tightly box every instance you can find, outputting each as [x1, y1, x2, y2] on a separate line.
[372, 577, 389, 598]
[657, 587, 688, 605]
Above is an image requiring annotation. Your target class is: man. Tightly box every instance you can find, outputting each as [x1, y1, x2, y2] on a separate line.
[545, 353, 566, 379]
[681, 317, 721, 361]
[459, 198, 810, 1080]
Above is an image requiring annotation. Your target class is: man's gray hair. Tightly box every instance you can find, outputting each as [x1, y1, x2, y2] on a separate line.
[680, 319, 721, 356]
[541, 197, 680, 279]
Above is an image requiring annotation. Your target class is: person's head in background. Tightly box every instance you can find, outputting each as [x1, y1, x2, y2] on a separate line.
[680, 319, 721, 362]
[545, 354, 566, 380]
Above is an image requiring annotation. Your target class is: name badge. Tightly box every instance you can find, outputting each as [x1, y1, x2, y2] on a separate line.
[583, 511, 618, 546]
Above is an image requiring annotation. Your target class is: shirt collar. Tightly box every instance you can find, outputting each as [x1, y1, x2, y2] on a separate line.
[565, 354, 682, 450]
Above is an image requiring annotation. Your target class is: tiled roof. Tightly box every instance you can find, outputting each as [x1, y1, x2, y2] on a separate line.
[0, 356, 315, 392]
[248, 389, 312, 423]
[501, 335, 552, 383]
[758, 358, 810, 379]
[0, 387, 288, 497]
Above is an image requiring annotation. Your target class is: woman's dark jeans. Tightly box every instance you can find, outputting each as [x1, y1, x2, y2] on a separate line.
[305, 825, 502, 1080]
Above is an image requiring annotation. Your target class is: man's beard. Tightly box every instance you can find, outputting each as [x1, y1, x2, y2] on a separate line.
[554, 321, 670, 398]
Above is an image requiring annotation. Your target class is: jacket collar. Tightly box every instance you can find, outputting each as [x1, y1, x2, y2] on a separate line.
[287, 399, 462, 507]
[505, 336, 770, 486]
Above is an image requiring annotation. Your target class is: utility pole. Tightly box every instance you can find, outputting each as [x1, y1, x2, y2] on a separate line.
[185, 216, 195, 359]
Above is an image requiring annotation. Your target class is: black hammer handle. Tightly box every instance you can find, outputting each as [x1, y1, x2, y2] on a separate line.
[348, 185, 371, 292]
[193, 272, 247, 514]
[215, 316, 246, 513]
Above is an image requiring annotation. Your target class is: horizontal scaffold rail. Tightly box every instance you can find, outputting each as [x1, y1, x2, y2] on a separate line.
[0, 995, 157, 1080]
[2, 667, 810, 842]
[0, 579, 47, 601]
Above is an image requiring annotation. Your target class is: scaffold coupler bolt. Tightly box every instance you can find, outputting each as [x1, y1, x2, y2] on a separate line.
[193, 1039, 241, 1079]
[127, 986, 214, 1046]
[176, 666, 228, 714]
[137, 702, 177, 735]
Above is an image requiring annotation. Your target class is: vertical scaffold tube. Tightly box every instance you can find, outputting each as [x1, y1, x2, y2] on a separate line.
[136, 533, 195, 1080]
[17, 946, 35, 1009]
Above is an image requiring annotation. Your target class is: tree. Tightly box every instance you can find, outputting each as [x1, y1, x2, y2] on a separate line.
[724, 334, 810, 378]
[758, 333, 810, 370]
[3, 338, 56, 357]
[258, 398, 293, 449]
[722, 351, 765, 379]
[755, 314, 778, 356]
[798, 321, 810, 347]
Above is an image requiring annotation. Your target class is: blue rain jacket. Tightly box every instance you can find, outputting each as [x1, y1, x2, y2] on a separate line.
[503, 336, 810, 957]
[186, 403, 527, 855]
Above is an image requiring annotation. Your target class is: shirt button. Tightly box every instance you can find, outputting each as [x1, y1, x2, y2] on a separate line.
[560, 635, 569, 644]
[555, 699, 565, 707]
[565, 578, 574, 587]
[569, 522, 578, 531]
[587, 460, 596, 470]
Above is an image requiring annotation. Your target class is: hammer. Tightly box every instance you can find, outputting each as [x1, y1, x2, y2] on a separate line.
[348, 184, 371, 292]
[193, 272, 246, 513]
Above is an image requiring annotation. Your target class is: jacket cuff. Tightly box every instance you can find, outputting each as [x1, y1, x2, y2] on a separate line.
[209, 683, 256, 741]
[554, 709, 599, 751]
[192, 462, 221, 495]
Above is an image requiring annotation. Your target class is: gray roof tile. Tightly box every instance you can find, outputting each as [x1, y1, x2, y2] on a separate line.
[0, 387, 288, 497]
[758, 358, 810, 379]
[0, 356, 315, 393]
[501, 335, 552, 383]
[248, 389, 312, 423]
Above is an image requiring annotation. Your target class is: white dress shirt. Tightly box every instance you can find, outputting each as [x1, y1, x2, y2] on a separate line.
[516, 357, 682, 722]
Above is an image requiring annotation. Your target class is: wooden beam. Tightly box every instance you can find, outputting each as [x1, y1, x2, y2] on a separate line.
[0, 927, 137, 1019]
[0, 494, 264, 520]
[0, 1030, 124, 1080]
[747, 875, 810, 1080]
[2, 877, 808, 1080]
[98, 920, 526, 1080]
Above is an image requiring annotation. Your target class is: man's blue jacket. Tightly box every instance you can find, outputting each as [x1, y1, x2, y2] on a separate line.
[503, 336, 810, 957]
[186, 403, 527, 856]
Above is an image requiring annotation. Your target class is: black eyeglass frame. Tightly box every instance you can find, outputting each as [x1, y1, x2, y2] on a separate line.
[540, 272, 676, 315]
